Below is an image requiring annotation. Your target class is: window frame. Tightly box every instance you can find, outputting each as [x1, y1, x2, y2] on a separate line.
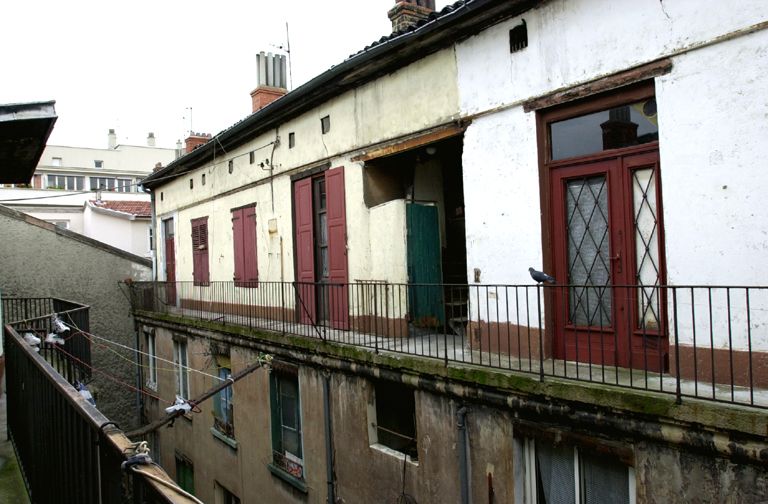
[173, 337, 190, 400]
[370, 380, 418, 460]
[175, 454, 195, 496]
[269, 367, 305, 488]
[213, 354, 235, 439]
[47, 174, 84, 191]
[517, 437, 636, 504]
[145, 330, 157, 390]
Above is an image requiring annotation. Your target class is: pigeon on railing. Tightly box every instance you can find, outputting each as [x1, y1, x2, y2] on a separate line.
[529, 267, 556, 284]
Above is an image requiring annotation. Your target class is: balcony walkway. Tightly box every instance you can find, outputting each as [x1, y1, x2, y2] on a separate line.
[150, 305, 768, 409]
[0, 382, 30, 504]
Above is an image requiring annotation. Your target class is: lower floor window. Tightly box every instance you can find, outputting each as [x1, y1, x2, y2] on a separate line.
[373, 380, 418, 460]
[270, 369, 304, 480]
[175, 455, 194, 495]
[517, 438, 635, 504]
[215, 482, 240, 504]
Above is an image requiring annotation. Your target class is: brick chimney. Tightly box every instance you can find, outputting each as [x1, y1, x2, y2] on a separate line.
[250, 52, 288, 113]
[185, 132, 212, 153]
[388, 0, 435, 32]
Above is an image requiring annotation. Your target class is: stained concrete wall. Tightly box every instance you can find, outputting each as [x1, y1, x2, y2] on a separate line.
[0, 205, 151, 428]
[141, 319, 768, 504]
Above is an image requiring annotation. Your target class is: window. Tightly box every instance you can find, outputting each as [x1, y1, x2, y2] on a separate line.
[148, 226, 154, 252]
[231, 205, 258, 287]
[116, 178, 132, 192]
[145, 330, 157, 390]
[215, 482, 240, 504]
[270, 368, 304, 483]
[47, 174, 84, 191]
[51, 157, 62, 167]
[94, 160, 103, 168]
[228, 159, 234, 174]
[189, 178, 194, 189]
[213, 355, 234, 438]
[249, 151, 255, 164]
[516, 438, 635, 504]
[372, 380, 417, 459]
[288, 132, 295, 148]
[549, 97, 658, 161]
[321, 115, 330, 134]
[191, 217, 210, 285]
[90, 176, 116, 191]
[173, 338, 190, 400]
[201, 173, 206, 186]
[175, 455, 194, 495]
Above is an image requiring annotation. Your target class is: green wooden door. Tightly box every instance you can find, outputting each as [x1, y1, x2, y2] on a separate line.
[407, 203, 444, 326]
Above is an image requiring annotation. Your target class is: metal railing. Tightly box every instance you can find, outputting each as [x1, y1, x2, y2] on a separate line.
[3, 322, 193, 504]
[2, 297, 91, 383]
[128, 281, 768, 409]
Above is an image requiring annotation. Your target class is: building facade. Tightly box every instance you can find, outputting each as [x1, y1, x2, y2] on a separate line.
[0, 130, 177, 257]
[131, 1, 768, 503]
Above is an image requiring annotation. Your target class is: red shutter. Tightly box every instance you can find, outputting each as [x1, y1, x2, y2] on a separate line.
[232, 209, 245, 284]
[233, 206, 258, 287]
[325, 166, 349, 329]
[191, 217, 210, 286]
[293, 178, 316, 324]
[242, 206, 259, 283]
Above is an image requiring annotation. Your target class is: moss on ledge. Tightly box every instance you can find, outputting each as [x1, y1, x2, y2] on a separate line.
[135, 310, 767, 438]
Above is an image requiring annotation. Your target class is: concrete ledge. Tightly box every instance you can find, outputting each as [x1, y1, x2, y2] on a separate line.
[135, 311, 768, 465]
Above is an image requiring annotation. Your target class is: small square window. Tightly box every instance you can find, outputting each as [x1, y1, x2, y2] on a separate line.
[289, 132, 295, 149]
[249, 151, 255, 164]
[94, 160, 104, 168]
[52, 157, 62, 167]
[321, 116, 330, 134]
[228, 160, 234, 174]
[371, 380, 417, 460]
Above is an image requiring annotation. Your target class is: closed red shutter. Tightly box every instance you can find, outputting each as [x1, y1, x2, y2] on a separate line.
[325, 166, 349, 329]
[293, 178, 316, 324]
[191, 217, 210, 286]
[232, 206, 258, 287]
[242, 206, 259, 283]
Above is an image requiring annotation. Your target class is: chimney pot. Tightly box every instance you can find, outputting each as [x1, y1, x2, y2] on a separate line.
[147, 132, 156, 147]
[108, 128, 117, 149]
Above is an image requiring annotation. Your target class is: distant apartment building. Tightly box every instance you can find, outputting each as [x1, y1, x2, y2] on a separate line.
[0, 129, 177, 257]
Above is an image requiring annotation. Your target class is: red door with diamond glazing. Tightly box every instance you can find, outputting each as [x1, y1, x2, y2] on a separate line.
[550, 147, 666, 370]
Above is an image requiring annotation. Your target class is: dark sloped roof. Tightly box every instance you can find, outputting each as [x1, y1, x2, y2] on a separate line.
[143, 0, 539, 189]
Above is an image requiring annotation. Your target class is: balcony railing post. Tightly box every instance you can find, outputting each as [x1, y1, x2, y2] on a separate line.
[537, 284, 544, 382]
[672, 288, 682, 404]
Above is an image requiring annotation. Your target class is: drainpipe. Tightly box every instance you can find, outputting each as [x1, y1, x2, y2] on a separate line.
[323, 372, 336, 504]
[457, 405, 470, 504]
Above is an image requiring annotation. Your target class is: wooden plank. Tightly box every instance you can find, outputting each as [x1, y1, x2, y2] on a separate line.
[351, 124, 465, 162]
[523, 59, 672, 113]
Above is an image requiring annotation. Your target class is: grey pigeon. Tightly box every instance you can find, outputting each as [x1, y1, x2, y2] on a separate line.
[529, 267, 556, 284]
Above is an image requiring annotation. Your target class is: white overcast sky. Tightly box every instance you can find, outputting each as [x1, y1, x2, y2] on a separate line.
[1, 0, 452, 149]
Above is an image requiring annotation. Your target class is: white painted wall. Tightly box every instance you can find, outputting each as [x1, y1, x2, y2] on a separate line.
[456, 0, 768, 348]
[154, 48, 459, 292]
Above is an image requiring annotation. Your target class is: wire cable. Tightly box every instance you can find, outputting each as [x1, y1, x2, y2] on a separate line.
[60, 314, 225, 383]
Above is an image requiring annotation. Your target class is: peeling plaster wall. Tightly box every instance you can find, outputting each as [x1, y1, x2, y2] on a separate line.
[0, 207, 151, 428]
[456, 0, 768, 344]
